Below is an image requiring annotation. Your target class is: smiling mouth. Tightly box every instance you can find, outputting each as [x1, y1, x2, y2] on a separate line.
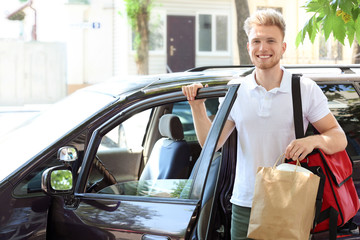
[257, 55, 272, 59]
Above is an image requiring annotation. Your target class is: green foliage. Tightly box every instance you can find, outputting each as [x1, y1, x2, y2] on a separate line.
[124, 0, 151, 28]
[123, 0, 153, 51]
[51, 170, 73, 191]
[8, 11, 25, 21]
[171, 180, 191, 198]
[296, 0, 360, 47]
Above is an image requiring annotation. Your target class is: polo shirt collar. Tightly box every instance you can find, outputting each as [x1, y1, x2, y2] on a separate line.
[247, 66, 292, 93]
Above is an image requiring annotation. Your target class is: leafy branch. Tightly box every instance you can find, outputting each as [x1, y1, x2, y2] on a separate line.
[124, 0, 152, 50]
[296, 0, 360, 47]
[123, 0, 153, 74]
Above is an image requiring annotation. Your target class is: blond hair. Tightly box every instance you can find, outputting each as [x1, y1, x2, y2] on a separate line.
[244, 9, 286, 39]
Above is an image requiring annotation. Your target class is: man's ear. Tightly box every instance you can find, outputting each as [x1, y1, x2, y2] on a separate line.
[247, 42, 250, 52]
[282, 42, 287, 54]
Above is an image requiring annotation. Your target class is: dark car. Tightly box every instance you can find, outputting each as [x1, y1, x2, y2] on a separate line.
[0, 65, 359, 240]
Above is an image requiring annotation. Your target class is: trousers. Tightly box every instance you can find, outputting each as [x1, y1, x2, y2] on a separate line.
[231, 205, 252, 240]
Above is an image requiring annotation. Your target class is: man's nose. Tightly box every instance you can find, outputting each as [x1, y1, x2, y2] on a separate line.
[259, 42, 267, 51]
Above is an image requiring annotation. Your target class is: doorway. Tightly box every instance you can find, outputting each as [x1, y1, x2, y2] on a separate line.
[167, 15, 195, 73]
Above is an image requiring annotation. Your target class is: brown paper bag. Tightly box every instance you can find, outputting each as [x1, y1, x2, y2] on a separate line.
[247, 157, 320, 240]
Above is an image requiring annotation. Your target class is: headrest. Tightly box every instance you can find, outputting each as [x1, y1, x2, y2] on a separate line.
[159, 114, 184, 140]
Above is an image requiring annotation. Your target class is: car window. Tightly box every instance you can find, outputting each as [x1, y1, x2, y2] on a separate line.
[172, 98, 219, 142]
[99, 110, 151, 151]
[318, 84, 360, 160]
[89, 107, 195, 199]
[88, 99, 221, 200]
[87, 110, 151, 192]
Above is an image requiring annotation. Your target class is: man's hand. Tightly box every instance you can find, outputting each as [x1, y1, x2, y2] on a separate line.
[182, 83, 203, 101]
[285, 136, 318, 161]
[285, 113, 347, 161]
[182, 83, 208, 105]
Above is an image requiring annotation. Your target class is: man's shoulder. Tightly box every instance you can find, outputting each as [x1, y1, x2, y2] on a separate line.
[299, 76, 326, 99]
[299, 76, 317, 88]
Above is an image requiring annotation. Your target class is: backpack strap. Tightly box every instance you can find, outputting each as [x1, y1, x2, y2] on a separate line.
[291, 74, 304, 139]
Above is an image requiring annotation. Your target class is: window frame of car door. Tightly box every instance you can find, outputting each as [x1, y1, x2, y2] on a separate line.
[73, 84, 235, 204]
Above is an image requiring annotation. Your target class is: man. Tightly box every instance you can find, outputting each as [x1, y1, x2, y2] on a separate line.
[182, 9, 347, 239]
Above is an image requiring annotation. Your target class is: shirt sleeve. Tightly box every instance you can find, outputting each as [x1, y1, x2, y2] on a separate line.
[301, 77, 330, 123]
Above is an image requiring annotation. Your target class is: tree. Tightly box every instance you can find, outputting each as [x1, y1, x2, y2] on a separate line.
[124, 0, 153, 75]
[235, 0, 252, 65]
[296, 0, 360, 63]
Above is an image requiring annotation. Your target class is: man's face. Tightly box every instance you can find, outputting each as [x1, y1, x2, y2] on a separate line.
[247, 25, 286, 70]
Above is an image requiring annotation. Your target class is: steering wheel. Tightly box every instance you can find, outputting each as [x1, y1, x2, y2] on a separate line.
[87, 155, 117, 193]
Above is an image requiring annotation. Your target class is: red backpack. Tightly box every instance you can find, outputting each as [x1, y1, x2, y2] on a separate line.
[290, 74, 360, 239]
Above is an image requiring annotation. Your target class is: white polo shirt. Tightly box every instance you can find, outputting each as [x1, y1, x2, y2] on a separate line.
[226, 67, 330, 207]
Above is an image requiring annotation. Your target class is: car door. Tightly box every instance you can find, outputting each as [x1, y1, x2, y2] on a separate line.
[46, 84, 238, 240]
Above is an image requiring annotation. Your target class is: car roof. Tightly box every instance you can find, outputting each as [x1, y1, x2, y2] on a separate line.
[77, 71, 236, 98]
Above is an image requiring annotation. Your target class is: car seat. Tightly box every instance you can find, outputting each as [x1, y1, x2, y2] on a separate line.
[139, 114, 191, 181]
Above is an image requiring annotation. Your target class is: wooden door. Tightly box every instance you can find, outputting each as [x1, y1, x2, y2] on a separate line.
[167, 15, 195, 73]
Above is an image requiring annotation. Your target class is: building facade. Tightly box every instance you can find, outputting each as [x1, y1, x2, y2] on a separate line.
[0, 0, 354, 105]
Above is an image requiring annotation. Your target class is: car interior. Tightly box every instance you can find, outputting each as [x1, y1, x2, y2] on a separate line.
[88, 97, 223, 238]
[89, 98, 220, 195]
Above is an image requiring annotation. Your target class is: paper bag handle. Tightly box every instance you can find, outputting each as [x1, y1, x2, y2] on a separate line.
[273, 153, 301, 171]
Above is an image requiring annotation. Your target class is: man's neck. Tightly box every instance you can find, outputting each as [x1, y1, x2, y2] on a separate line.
[254, 66, 283, 91]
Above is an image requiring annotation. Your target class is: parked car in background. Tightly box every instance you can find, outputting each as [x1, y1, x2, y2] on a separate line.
[0, 65, 359, 240]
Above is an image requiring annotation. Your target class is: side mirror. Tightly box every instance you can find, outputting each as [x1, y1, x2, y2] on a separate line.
[57, 146, 78, 163]
[42, 166, 73, 195]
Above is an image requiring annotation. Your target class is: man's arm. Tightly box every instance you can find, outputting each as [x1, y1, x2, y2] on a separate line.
[182, 83, 235, 149]
[285, 113, 347, 160]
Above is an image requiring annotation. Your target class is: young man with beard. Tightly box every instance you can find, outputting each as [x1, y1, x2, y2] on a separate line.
[182, 9, 347, 239]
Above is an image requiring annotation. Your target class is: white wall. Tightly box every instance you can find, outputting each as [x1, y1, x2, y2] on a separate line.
[0, 41, 66, 105]
[0, 0, 234, 88]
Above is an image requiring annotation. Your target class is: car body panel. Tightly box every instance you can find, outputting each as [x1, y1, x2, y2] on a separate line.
[0, 181, 50, 239]
[47, 196, 198, 240]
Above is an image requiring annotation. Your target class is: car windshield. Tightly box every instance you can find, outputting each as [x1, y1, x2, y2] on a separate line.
[0, 90, 115, 182]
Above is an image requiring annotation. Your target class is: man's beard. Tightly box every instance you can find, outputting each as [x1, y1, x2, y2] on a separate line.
[252, 57, 280, 70]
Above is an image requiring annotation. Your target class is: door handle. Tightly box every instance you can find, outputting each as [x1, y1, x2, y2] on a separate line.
[170, 45, 176, 56]
[142, 234, 170, 240]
